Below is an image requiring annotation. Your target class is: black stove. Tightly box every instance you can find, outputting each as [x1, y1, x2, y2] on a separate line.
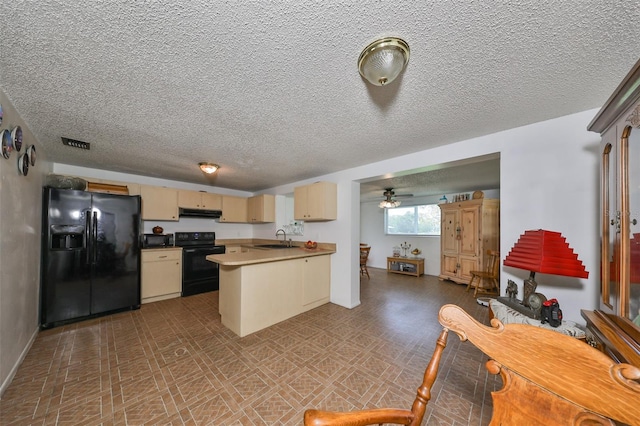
[175, 232, 225, 296]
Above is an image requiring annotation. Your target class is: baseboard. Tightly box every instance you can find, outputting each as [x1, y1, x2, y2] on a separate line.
[0, 326, 39, 398]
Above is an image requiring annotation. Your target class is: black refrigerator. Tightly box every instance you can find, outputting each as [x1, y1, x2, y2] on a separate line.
[40, 187, 141, 328]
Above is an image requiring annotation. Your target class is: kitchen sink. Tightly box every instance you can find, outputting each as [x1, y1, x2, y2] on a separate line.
[253, 244, 292, 249]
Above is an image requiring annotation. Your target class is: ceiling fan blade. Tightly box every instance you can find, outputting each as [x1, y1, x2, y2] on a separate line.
[381, 188, 412, 198]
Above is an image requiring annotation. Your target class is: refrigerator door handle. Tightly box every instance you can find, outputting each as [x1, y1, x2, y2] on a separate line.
[85, 212, 91, 265]
[92, 211, 98, 264]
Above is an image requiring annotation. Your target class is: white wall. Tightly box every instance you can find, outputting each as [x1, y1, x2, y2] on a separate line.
[360, 189, 501, 276]
[0, 89, 49, 395]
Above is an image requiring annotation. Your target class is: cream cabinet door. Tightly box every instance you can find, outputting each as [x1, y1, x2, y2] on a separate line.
[201, 192, 222, 210]
[220, 195, 248, 222]
[178, 190, 202, 208]
[294, 182, 337, 221]
[293, 185, 309, 220]
[248, 194, 275, 223]
[302, 256, 330, 306]
[140, 185, 179, 221]
[141, 249, 182, 302]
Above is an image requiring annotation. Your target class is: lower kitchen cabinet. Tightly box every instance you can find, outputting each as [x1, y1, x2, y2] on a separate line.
[218, 254, 331, 337]
[302, 255, 330, 306]
[141, 248, 182, 303]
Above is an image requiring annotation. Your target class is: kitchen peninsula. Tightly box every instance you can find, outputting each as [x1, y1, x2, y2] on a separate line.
[207, 244, 335, 337]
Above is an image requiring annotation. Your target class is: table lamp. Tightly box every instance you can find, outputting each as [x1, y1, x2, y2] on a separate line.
[499, 229, 589, 319]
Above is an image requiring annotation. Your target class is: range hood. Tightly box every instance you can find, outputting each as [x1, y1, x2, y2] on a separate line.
[178, 207, 222, 219]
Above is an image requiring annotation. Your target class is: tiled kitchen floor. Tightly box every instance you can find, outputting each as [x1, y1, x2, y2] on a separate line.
[1, 268, 500, 425]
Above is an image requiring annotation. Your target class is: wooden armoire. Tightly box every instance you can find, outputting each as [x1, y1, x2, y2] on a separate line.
[438, 198, 500, 285]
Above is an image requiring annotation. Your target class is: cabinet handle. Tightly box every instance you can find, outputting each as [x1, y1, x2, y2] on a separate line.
[159, 255, 168, 258]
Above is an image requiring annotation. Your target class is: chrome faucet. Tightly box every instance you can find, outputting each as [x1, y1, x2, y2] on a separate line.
[276, 229, 287, 246]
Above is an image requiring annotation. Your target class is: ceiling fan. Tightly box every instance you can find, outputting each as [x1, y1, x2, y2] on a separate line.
[379, 188, 413, 208]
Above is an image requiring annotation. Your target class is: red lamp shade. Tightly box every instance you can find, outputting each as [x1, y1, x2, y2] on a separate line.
[503, 230, 589, 278]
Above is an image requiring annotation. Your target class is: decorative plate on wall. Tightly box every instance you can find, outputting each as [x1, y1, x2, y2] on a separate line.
[18, 152, 29, 176]
[26, 144, 36, 166]
[1, 129, 12, 159]
[11, 126, 22, 152]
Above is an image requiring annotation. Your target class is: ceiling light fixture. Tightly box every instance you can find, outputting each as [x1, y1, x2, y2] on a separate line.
[358, 37, 410, 86]
[379, 199, 401, 209]
[199, 162, 220, 174]
[379, 188, 402, 208]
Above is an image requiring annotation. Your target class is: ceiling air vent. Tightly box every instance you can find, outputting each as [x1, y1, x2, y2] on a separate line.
[61, 137, 90, 150]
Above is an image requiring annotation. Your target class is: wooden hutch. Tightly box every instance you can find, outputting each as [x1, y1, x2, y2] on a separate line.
[582, 59, 640, 365]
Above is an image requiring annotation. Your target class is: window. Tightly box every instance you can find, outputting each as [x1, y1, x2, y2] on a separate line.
[385, 204, 441, 236]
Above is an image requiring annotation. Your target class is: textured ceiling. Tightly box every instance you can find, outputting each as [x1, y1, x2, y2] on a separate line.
[1, 1, 638, 197]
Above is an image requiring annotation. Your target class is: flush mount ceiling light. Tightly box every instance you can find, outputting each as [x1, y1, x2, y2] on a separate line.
[358, 37, 410, 86]
[379, 188, 402, 208]
[379, 199, 401, 208]
[199, 162, 220, 174]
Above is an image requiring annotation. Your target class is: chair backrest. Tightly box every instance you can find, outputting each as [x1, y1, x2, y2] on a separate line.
[484, 249, 499, 277]
[439, 304, 640, 425]
[359, 246, 370, 264]
[304, 305, 640, 425]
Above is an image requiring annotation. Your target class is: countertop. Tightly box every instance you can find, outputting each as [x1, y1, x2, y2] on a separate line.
[207, 247, 335, 266]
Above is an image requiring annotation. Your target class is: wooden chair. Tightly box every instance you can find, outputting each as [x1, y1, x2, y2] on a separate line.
[359, 246, 371, 278]
[304, 304, 640, 426]
[467, 249, 499, 297]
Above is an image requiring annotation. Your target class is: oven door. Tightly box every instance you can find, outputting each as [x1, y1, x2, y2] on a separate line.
[182, 245, 225, 296]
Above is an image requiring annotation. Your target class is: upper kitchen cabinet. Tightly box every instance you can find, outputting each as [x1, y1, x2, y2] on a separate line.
[294, 181, 337, 221]
[248, 194, 275, 223]
[220, 195, 248, 223]
[140, 185, 179, 221]
[178, 190, 222, 210]
[80, 176, 140, 195]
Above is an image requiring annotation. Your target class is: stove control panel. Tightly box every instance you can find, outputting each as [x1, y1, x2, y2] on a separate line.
[174, 232, 216, 246]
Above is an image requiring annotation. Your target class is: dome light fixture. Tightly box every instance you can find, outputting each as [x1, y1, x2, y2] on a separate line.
[379, 188, 402, 208]
[199, 162, 220, 174]
[379, 199, 401, 209]
[358, 37, 410, 86]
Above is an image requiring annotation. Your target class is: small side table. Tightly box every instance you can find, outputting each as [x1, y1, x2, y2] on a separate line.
[387, 257, 425, 277]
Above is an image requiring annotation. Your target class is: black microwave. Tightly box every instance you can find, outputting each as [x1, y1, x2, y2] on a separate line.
[142, 233, 174, 248]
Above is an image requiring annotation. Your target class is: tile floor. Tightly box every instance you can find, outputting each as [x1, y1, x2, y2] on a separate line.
[1, 268, 500, 425]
